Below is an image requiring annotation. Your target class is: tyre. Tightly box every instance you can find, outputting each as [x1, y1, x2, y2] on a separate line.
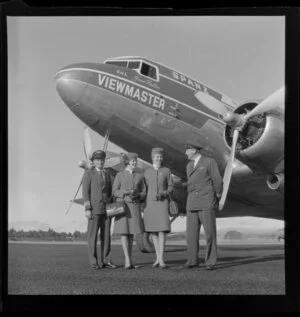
[135, 232, 155, 253]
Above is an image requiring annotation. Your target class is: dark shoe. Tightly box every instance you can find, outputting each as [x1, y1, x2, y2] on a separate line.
[98, 263, 105, 269]
[91, 265, 100, 270]
[206, 265, 215, 270]
[104, 261, 117, 269]
[152, 261, 160, 268]
[181, 263, 198, 269]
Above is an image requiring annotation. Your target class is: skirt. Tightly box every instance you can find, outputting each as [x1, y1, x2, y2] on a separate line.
[143, 200, 171, 233]
[113, 202, 144, 235]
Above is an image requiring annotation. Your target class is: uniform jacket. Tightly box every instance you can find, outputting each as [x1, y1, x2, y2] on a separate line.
[82, 167, 113, 214]
[112, 169, 146, 203]
[144, 166, 174, 201]
[186, 155, 223, 211]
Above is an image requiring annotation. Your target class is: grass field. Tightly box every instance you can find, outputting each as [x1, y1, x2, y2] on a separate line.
[7, 241, 285, 295]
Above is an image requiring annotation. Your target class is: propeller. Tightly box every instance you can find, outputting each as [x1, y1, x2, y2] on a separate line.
[195, 86, 284, 210]
[83, 126, 92, 160]
[65, 126, 93, 215]
[243, 87, 284, 121]
[218, 129, 239, 210]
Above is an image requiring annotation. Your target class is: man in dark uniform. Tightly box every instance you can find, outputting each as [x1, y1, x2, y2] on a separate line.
[182, 141, 223, 270]
[82, 150, 116, 269]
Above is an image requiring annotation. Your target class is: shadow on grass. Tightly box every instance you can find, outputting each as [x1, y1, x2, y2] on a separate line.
[219, 245, 284, 252]
[163, 254, 284, 269]
[215, 254, 284, 269]
[165, 247, 186, 253]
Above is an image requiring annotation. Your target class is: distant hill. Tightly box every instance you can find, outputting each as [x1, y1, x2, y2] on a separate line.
[224, 230, 244, 240]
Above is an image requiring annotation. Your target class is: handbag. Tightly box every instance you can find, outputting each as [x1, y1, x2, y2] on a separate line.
[106, 200, 126, 218]
[168, 194, 179, 217]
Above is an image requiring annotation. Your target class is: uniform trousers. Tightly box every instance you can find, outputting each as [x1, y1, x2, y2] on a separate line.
[87, 214, 111, 266]
[186, 209, 217, 266]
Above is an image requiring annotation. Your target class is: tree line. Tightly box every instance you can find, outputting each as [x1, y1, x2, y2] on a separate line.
[8, 228, 87, 241]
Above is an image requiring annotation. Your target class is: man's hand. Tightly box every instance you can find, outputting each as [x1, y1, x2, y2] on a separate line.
[85, 210, 93, 220]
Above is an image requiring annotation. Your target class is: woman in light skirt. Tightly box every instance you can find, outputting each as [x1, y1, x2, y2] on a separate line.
[143, 148, 174, 268]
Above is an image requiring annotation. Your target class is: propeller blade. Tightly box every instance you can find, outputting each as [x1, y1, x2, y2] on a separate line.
[65, 178, 83, 215]
[84, 127, 92, 160]
[194, 90, 228, 116]
[219, 129, 239, 210]
[243, 87, 284, 121]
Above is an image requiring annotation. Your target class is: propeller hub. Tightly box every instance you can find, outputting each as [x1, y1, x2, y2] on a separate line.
[78, 160, 87, 169]
[223, 112, 244, 128]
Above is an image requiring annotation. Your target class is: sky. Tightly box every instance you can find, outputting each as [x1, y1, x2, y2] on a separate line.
[7, 16, 285, 232]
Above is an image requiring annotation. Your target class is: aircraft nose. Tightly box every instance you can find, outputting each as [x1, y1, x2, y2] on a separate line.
[55, 70, 87, 108]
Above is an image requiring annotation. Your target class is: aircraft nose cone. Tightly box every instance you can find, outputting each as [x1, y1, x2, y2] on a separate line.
[55, 70, 86, 108]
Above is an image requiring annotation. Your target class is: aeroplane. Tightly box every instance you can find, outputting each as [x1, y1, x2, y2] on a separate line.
[55, 56, 284, 252]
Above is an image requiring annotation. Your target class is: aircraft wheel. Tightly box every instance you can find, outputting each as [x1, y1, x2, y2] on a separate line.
[135, 232, 155, 253]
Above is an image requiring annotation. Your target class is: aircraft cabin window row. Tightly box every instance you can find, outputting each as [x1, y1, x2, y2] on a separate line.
[105, 60, 158, 81]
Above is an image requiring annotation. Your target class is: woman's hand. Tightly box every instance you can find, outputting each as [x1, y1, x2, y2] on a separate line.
[156, 191, 168, 200]
[124, 189, 134, 195]
[85, 210, 93, 220]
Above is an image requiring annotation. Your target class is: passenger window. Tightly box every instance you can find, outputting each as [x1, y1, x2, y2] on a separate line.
[140, 63, 157, 80]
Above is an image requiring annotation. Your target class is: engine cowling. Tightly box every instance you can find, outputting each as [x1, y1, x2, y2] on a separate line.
[224, 100, 284, 174]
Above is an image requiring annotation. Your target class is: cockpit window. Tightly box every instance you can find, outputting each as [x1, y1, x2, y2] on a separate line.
[140, 63, 157, 80]
[105, 60, 128, 67]
[127, 61, 141, 70]
[105, 59, 159, 81]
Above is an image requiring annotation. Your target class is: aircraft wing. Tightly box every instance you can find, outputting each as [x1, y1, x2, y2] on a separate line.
[218, 161, 284, 220]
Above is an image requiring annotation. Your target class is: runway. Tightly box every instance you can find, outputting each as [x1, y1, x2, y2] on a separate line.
[8, 241, 284, 295]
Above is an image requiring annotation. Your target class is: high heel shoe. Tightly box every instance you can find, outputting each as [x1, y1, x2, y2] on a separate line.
[125, 265, 133, 269]
[125, 264, 138, 269]
[159, 263, 168, 269]
[152, 261, 159, 268]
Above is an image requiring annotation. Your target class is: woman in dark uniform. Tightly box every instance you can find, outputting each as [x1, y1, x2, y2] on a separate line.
[144, 148, 174, 268]
[112, 153, 146, 269]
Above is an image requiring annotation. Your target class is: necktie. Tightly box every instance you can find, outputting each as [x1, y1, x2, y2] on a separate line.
[97, 168, 105, 179]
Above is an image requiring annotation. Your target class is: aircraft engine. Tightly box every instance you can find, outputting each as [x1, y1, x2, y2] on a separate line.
[224, 100, 284, 174]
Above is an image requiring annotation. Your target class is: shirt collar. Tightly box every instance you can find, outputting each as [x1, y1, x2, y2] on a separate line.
[153, 164, 161, 170]
[193, 154, 201, 166]
[125, 166, 135, 174]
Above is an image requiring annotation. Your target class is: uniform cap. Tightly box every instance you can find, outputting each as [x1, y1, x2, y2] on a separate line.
[151, 147, 164, 155]
[126, 152, 138, 161]
[91, 150, 106, 160]
[184, 140, 203, 150]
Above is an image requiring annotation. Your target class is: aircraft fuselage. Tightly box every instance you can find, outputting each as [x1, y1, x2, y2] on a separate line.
[55, 56, 239, 179]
